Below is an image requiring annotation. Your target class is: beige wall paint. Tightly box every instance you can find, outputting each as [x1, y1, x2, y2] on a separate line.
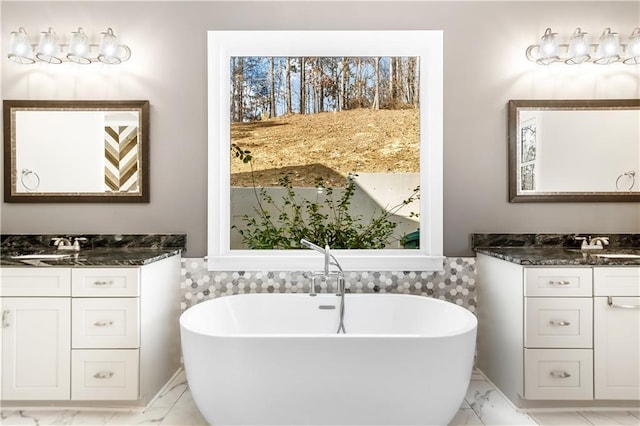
[1, 1, 639, 257]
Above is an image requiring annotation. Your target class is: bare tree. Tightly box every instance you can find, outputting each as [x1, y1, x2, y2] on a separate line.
[340, 57, 350, 111]
[231, 57, 244, 122]
[285, 57, 292, 114]
[371, 57, 380, 110]
[268, 57, 276, 118]
[411, 57, 419, 108]
[299, 57, 306, 114]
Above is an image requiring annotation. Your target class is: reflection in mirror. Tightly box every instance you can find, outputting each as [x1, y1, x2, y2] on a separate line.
[229, 56, 420, 250]
[509, 99, 640, 202]
[3, 100, 149, 202]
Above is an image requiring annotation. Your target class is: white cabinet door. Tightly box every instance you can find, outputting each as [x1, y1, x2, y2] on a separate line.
[1, 298, 71, 400]
[594, 296, 640, 400]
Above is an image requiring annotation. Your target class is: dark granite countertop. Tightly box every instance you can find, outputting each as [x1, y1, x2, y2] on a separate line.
[0, 247, 182, 267]
[0, 234, 185, 267]
[476, 247, 640, 266]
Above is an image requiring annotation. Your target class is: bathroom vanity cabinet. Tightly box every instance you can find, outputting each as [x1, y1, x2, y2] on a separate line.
[0, 255, 181, 406]
[477, 253, 640, 409]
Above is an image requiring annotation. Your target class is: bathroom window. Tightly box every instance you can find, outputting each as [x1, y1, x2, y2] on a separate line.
[208, 31, 443, 271]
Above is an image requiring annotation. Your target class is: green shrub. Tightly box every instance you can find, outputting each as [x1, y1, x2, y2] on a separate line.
[231, 144, 419, 249]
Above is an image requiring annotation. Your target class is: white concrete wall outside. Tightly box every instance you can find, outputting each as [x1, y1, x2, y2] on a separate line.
[230, 173, 420, 249]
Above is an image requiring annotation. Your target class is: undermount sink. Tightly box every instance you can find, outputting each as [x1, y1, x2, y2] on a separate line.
[11, 254, 73, 260]
[594, 253, 640, 259]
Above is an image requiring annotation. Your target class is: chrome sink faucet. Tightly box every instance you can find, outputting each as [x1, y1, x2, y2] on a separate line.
[52, 237, 87, 251]
[576, 235, 609, 250]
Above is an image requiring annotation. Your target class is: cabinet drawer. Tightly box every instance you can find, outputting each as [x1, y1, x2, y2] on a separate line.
[525, 298, 592, 348]
[593, 267, 640, 297]
[72, 298, 139, 348]
[0, 268, 71, 297]
[72, 268, 139, 297]
[525, 268, 592, 297]
[71, 349, 139, 400]
[524, 349, 593, 400]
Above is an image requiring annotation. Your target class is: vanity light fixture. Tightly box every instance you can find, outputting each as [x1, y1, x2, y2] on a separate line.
[7, 27, 131, 65]
[526, 27, 640, 65]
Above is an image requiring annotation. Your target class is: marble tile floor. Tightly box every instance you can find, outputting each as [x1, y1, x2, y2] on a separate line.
[1, 370, 638, 426]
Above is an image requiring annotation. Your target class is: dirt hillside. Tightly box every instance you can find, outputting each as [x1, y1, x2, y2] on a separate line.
[230, 108, 419, 187]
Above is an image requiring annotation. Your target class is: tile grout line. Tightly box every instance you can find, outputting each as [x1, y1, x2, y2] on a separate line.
[576, 411, 597, 426]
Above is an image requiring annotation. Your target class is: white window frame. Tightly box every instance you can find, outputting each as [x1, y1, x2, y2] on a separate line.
[208, 30, 443, 271]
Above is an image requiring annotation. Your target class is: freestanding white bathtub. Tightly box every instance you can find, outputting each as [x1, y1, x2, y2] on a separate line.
[180, 293, 477, 426]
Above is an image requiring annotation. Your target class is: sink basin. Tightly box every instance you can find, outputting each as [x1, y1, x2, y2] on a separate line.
[594, 254, 640, 259]
[11, 254, 72, 260]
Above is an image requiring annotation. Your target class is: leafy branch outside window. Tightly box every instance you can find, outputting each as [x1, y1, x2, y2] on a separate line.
[230, 143, 419, 250]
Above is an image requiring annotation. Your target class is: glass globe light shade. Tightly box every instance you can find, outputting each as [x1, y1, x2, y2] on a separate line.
[35, 28, 62, 64]
[67, 27, 91, 64]
[623, 28, 640, 65]
[594, 28, 621, 64]
[98, 28, 122, 64]
[566, 28, 591, 64]
[8, 27, 35, 64]
[537, 28, 560, 65]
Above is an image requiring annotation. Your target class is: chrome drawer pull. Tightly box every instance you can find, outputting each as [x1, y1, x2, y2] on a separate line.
[94, 371, 114, 379]
[607, 297, 640, 309]
[93, 280, 114, 286]
[549, 320, 571, 326]
[93, 320, 114, 327]
[2, 310, 10, 328]
[547, 280, 571, 286]
[550, 371, 571, 379]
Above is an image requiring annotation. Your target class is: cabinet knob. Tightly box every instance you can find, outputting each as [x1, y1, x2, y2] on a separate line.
[549, 320, 571, 326]
[93, 280, 114, 286]
[93, 371, 115, 379]
[549, 371, 571, 379]
[93, 320, 114, 327]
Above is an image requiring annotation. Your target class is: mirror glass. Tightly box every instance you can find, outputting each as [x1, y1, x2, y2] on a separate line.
[3, 100, 149, 202]
[208, 30, 444, 271]
[509, 99, 640, 202]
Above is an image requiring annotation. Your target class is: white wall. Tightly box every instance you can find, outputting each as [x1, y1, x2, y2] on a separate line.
[1, 1, 639, 257]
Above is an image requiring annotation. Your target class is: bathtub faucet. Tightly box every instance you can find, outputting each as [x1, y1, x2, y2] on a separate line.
[301, 238, 347, 334]
[300, 239, 345, 295]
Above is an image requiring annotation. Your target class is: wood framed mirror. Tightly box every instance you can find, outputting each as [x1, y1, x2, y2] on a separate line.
[508, 99, 640, 202]
[3, 100, 149, 203]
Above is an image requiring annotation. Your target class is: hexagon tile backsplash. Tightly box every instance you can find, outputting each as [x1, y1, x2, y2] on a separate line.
[179, 257, 477, 313]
